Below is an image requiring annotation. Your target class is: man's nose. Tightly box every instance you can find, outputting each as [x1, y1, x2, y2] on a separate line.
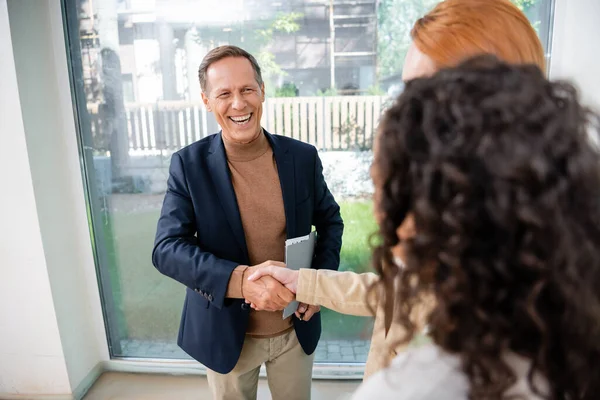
[231, 93, 246, 110]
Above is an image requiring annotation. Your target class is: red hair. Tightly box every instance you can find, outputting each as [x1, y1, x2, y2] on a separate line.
[412, 0, 546, 73]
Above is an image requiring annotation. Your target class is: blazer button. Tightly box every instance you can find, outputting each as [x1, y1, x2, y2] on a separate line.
[241, 303, 250, 310]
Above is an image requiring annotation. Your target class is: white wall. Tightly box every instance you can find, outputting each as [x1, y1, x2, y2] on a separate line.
[0, 0, 108, 398]
[550, 0, 600, 109]
[0, 0, 71, 396]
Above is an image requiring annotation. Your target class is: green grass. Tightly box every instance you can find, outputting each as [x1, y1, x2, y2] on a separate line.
[338, 200, 378, 273]
[101, 199, 376, 348]
[321, 200, 377, 340]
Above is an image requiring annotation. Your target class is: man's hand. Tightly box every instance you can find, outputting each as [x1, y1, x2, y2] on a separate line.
[241, 261, 294, 312]
[295, 303, 320, 321]
[246, 267, 320, 320]
[246, 265, 299, 293]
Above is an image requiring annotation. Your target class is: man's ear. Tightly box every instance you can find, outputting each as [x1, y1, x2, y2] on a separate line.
[260, 83, 266, 102]
[201, 92, 212, 112]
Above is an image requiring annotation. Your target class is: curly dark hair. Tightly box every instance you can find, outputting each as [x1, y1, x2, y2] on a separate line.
[372, 55, 600, 399]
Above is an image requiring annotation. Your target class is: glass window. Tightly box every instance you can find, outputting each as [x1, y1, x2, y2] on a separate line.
[65, 0, 555, 364]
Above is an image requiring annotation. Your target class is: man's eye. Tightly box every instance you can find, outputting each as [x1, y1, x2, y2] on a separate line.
[218, 93, 230, 98]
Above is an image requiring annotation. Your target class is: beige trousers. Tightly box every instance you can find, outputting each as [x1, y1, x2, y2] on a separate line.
[206, 329, 315, 400]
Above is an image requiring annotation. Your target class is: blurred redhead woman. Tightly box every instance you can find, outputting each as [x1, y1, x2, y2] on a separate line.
[247, 0, 548, 380]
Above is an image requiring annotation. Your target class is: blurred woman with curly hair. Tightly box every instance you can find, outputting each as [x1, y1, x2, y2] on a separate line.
[353, 55, 600, 399]
[247, 0, 549, 380]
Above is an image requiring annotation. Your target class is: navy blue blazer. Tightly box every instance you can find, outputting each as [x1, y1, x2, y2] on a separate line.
[152, 130, 344, 373]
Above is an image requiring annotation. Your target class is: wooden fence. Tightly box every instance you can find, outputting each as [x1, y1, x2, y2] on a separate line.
[88, 95, 389, 153]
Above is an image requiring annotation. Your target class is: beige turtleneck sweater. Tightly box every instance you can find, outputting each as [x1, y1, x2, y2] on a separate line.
[223, 131, 293, 337]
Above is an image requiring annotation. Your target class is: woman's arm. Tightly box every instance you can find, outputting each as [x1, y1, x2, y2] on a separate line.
[247, 267, 380, 316]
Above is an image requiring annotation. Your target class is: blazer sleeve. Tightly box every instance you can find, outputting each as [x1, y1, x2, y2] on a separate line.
[296, 269, 380, 316]
[311, 149, 344, 271]
[152, 152, 238, 309]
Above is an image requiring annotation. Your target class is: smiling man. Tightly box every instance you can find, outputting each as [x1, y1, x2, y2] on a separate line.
[152, 45, 344, 399]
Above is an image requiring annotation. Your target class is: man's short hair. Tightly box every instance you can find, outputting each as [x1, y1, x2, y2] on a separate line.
[198, 45, 264, 93]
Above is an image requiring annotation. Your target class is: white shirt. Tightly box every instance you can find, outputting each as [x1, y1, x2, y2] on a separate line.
[352, 344, 547, 400]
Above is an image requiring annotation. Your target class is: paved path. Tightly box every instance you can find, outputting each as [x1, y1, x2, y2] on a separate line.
[120, 338, 370, 363]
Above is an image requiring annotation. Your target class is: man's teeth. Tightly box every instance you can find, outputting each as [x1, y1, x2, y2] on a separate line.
[230, 114, 251, 123]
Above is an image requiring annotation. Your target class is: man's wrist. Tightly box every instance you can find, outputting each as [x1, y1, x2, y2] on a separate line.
[225, 265, 249, 298]
[240, 266, 249, 298]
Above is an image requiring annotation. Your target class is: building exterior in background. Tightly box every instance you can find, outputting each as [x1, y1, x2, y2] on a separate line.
[79, 0, 379, 105]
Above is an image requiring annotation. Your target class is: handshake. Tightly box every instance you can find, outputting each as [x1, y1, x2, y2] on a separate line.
[242, 261, 320, 321]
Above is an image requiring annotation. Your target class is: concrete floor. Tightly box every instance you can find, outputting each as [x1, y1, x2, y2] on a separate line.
[83, 372, 361, 400]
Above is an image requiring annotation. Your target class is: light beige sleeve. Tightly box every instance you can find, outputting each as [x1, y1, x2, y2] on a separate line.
[296, 269, 380, 317]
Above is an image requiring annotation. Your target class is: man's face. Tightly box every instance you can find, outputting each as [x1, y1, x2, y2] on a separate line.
[201, 56, 265, 144]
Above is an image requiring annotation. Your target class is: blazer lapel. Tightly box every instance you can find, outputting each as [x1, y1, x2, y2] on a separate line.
[207, 133, 249, 261]
[266, 131, 296, 240]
